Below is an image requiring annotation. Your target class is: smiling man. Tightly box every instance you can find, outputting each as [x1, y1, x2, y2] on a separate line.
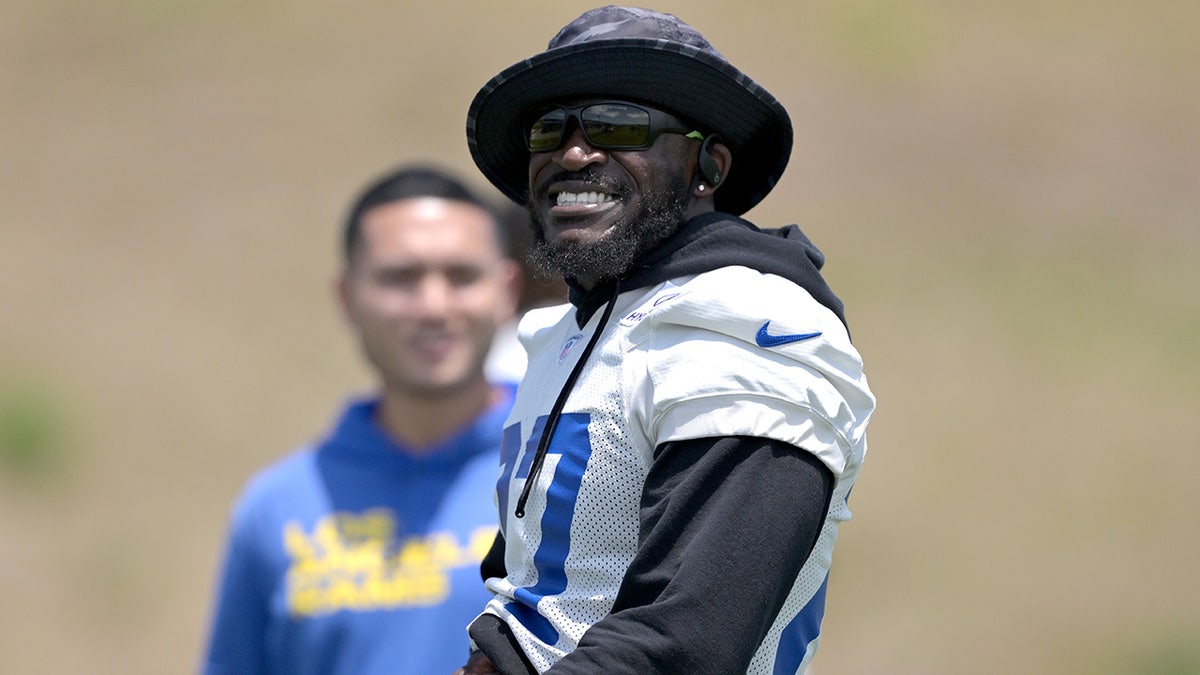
[202, 166, 522, 675]
[456, 7, 876, 675]
[521, 99, 708, 289]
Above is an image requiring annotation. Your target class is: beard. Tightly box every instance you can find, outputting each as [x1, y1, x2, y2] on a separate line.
[526, 177, 691, 284]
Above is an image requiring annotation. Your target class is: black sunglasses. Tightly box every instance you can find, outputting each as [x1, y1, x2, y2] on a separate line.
[525, 101, 702, 152]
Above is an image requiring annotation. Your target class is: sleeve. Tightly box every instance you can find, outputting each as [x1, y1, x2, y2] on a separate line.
[469, 613, 540, 675]
[200, 503, 271, 675]
[547, 434, 834, 674]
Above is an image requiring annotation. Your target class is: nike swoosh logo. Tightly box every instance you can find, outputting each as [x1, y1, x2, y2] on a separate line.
[755, 321, 822, 348]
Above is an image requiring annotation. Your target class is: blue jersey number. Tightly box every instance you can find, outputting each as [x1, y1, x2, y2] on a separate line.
[497, 413, 594, 645]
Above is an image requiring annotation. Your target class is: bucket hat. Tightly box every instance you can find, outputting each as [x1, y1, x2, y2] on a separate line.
[466, 5, 793, 216]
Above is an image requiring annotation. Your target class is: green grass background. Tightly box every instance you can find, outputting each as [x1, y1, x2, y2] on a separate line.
[1, 1, 1197, 672]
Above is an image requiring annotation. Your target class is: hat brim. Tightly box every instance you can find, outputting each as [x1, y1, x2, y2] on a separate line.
[467, 38, 792, 216]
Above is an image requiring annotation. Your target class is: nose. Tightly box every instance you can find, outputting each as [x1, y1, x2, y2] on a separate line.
[415, 274, 453, 317]
[555, 125, 607, 171]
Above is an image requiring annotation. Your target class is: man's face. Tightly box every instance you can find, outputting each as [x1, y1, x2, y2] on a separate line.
[525, 100, 699, 285]
[339, 198, 519, 399]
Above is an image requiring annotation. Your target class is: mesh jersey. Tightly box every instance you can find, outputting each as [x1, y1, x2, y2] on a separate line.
[481, 266, 875, 673]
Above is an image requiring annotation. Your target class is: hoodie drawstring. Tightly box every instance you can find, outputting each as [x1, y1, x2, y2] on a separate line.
[514, 280, 621, 518]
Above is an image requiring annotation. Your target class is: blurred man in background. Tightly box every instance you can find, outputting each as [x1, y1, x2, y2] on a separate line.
[202, 165, 523, 674]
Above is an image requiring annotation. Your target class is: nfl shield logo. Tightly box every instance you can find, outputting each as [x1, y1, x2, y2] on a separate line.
[557, 333, 584, 363]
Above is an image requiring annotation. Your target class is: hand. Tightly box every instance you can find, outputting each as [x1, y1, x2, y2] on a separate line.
[452, 650, 499, 675]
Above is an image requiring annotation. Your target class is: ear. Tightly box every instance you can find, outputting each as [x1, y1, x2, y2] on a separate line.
[335, 269, 355, 324]
[693, 135, 732, 197]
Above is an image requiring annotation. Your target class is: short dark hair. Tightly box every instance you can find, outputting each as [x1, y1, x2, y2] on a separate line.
[342, 165, 509, 264]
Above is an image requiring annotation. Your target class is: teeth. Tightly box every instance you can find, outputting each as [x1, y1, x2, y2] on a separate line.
[556, 191, 613, 206]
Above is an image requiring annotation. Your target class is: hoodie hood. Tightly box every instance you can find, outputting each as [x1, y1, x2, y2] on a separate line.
[324, 386, 517, 468]
[568, 211, 846, 329]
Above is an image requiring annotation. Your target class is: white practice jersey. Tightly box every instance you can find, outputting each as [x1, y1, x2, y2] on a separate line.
[480, 265, 875, 674]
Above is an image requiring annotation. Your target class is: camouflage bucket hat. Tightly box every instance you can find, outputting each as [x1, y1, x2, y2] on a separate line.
[466, 5, 793, 216]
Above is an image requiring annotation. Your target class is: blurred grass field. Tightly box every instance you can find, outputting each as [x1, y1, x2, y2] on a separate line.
[1, 1, 1197, 673]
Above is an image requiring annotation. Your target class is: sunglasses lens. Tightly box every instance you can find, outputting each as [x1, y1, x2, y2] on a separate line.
[582, 104, 651, 147]
[528, 110, 568, 151]
[526, 103, 658, 151]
